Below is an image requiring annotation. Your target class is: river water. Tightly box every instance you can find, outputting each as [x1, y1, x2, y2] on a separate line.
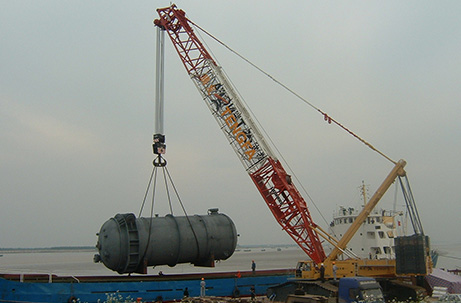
[0, 246, 306, 276]
[0, 244, 459, 277]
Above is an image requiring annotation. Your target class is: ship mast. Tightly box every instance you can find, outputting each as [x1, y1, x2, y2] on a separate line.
[360, 180, 368, 207]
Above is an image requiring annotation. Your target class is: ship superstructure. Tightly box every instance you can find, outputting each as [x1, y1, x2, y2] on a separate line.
[328, 183, 404, 260]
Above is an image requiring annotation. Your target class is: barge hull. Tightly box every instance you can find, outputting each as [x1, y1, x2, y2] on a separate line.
[0, 269, 294, 303]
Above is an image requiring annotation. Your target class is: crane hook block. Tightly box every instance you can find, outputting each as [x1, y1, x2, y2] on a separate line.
[153, 134, 166, 155]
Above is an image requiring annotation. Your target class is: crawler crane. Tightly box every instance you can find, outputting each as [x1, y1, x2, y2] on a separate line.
[154, 4, 431, 301]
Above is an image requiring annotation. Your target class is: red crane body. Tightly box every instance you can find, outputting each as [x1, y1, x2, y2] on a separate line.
[155, 5, 327, 264]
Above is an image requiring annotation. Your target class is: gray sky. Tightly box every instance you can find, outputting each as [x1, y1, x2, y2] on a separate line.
[1, 1, 460, 249]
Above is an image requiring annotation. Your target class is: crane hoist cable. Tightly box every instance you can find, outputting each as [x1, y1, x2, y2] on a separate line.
[137, 26, 202, 264]
[189, 20, 397, 166]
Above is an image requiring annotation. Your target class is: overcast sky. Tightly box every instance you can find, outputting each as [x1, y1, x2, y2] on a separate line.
[1, 1, 460, 250]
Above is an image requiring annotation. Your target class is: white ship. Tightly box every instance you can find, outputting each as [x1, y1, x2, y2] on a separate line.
[327, 182, 405, 260]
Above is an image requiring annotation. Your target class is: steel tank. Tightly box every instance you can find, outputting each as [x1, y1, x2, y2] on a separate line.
[94, 208, 238, 274]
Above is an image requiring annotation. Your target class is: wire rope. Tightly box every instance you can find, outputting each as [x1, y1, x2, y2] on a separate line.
[193, 21, 332, 228]
[139, 154, 202, 262]
[398, 175, 424, 235]
[190, 20, 396, 165]
[162, 167, 174, 215]
[139, 166, 158, 266]
[139, 166, 155, 217]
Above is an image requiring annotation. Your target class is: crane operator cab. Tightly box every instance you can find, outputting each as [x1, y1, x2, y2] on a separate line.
[296, 260, 332, 280]
[296, 261, 315, 279]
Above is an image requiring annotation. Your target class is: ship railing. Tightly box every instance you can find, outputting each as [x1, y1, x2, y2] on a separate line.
[1, 269, 80, 283]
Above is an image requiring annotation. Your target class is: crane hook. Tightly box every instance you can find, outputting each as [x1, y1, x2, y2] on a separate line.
[153, 155, 167, 167]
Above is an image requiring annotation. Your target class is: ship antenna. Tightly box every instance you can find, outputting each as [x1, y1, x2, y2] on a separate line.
[360, 180, 368, 207]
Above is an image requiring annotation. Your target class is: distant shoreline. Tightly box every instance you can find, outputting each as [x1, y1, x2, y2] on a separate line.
[0, 247, 96, 253]
[0, 244, 298, 254]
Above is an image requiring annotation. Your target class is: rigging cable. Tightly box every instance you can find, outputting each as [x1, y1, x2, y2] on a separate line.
[139, 165, 159, 266]
[139, 166, 155, 217]
[398, 175, 424, 235]
[162, 166, 174, 215]
[138, 155, 202, 264]
[190, 20, 396, 166]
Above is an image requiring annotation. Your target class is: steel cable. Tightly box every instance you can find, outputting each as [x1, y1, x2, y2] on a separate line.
[190, 19, 396, 165]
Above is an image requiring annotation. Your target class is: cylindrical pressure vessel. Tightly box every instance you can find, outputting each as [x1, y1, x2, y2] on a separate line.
[94, 208, 237, 274]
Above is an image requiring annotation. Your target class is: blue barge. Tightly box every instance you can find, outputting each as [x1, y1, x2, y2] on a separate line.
[0, 269, 294, 303]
